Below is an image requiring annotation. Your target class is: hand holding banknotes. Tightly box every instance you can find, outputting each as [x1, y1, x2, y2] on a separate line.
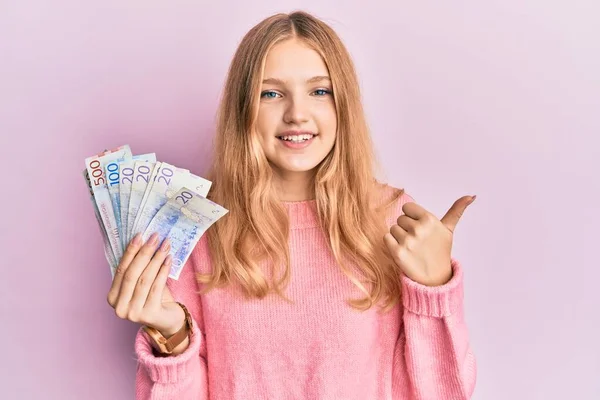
[106, 233, 185, 338]
[84, 145, 229, 354]
[83, 144, 228, 280]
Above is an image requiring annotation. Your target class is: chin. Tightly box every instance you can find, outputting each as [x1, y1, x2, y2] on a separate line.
[273, 160, 321, 174]
[282, 164, 319, 173]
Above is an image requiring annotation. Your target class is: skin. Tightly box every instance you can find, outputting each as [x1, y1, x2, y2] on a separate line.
[107, 234, 190, 355]
[256, 38, 337, 201]
[384, 195, 477, 286]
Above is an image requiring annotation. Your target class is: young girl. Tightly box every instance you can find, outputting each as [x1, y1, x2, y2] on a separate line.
[107, 10, 477, 400]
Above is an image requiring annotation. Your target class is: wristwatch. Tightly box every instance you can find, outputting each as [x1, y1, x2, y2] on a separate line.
[143, 302, 193, 355]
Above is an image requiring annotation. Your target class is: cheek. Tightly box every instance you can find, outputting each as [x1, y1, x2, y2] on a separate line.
[256, 113, 267, 136]
[256, 107, 279, 135]
[314, 104, 337, 133]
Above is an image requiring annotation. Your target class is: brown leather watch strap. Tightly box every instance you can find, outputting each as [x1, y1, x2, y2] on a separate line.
[144, 302, 193, 355]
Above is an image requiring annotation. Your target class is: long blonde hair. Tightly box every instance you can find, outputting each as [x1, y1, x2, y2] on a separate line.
[198, 11, 404, 312]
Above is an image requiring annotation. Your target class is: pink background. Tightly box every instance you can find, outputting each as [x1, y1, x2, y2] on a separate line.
[1, 1, 598, 399]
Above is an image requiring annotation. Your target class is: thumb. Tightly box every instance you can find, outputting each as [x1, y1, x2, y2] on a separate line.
[440, 195, 476, 232]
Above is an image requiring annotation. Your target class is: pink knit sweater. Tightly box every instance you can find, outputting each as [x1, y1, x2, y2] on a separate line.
[134, 191, 477, 399]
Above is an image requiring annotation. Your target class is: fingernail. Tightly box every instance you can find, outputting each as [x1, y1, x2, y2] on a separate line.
[132, 233, 142, 246]
[165, 255, 172, 267]
[160, 238, 171, 252]
[149, 233, 159, 245]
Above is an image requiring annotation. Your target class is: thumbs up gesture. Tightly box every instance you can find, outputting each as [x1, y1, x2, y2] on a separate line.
[384, 195, 476, 287]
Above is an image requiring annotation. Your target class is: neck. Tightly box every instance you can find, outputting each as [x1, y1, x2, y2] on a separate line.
[273, 169, 316, 202]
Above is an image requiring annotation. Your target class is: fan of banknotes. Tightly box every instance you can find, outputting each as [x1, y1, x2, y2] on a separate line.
[83, 145, 228, 280]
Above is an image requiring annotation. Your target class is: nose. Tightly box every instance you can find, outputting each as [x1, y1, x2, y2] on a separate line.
[283, 96, 309, 125]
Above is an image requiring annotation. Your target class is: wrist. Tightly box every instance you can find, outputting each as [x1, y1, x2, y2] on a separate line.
[157, 304, 186, 338]
[144, 302, 193, 356]
[430, 265, 453, 287]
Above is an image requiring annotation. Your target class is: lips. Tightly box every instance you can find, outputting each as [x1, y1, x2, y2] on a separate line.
[275, 130, 318, 139]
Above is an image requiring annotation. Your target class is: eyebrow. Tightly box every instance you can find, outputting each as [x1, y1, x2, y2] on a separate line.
[262, 76, 331, 85]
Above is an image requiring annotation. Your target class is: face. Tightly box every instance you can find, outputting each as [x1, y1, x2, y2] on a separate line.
[256, 38, 337, 181]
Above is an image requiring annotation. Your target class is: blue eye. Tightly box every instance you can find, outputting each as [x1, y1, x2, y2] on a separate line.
[313, 89, 331, 96]
[261, 90, 280, 99]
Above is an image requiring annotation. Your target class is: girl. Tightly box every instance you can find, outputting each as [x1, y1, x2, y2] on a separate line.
[107, 10, 477, 400]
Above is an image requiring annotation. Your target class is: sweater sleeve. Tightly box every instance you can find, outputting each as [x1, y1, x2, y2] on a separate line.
[392, 258, 477, 400]
[134, 244, 209, 400]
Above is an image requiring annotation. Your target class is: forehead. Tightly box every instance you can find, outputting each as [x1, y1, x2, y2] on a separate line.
[262, 39, 329, 81]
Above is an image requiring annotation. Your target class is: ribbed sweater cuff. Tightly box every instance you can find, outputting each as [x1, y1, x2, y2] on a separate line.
[134, 318, 202, 384]
[401, 258, 464, 318]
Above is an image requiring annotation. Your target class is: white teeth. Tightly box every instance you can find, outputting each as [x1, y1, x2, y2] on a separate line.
[279, 134, 314, 142]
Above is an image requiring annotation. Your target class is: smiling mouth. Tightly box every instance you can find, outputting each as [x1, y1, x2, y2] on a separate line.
[276, 133, 318, 143]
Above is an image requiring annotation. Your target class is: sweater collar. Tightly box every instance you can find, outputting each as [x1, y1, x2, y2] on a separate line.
[281, 199, 320, 230]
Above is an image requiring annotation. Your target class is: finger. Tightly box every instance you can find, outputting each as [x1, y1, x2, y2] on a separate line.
[146, 254, 173, 310]
[129, 239, 171, 314]
[396, 215, 418, 234]
[389, 223, 408, 244]
[440, 195, 476, 232]
[383, 232, 410, 273]
[401, 201, 428, 220]
[383, 232, 400, 260]
[114, 233, 160, 316]
[108, 233, 143, 307]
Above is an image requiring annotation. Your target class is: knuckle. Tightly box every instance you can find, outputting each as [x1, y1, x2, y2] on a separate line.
[115, 306, 128, 320]
[127, 310, 140, 323]
[123, 272, 137, 285]
[137, 276, 147, 289]
[392, 249, 403, 265]
[396, 244, 406, 257]
[413, 224, 424, 237]
[114, 264, 126, 277]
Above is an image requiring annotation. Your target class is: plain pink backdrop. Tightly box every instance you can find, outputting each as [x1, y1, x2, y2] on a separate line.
[1, 1, 598, 399]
